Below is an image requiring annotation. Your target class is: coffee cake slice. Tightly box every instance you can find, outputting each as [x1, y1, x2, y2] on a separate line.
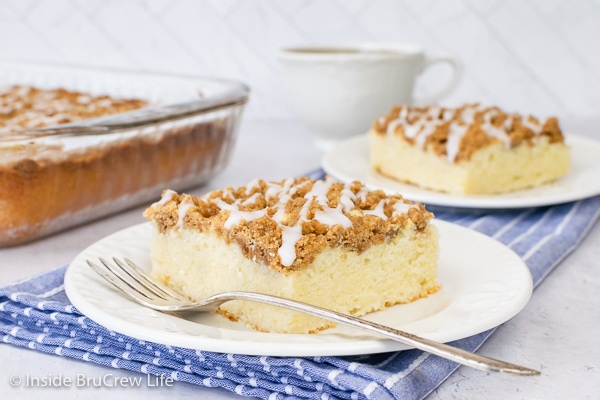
[370, 104, 570, 195]
[143, 177, 439, 334]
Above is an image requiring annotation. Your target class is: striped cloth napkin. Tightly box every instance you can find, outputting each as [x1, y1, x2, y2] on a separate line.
[2, 169, 600, 400]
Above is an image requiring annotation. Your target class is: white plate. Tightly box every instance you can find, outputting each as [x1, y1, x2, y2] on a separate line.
[322, 134, 600, 209]
[65, 221, 532, 357]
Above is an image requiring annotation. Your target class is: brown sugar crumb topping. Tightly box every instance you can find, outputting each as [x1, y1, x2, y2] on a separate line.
[372, 104, 564, 163]
[143, 177, 434, 273]
[0, 85, 148, 134]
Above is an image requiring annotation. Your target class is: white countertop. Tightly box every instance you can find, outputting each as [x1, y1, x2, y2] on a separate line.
[1, 120, 599, 399]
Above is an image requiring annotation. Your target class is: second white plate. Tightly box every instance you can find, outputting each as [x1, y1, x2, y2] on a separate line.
[64, 221, 532, 357]
[322, 134, 600, 209]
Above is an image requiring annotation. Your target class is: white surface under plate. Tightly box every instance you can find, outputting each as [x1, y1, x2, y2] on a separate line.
[65, 221, 532, 357]
[322, 134, 600, 209]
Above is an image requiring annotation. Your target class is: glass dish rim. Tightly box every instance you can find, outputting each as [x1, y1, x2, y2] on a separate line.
[0, 61, 250, 142]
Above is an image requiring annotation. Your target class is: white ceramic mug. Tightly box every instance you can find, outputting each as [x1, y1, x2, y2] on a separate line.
[279, 44, 463, 150]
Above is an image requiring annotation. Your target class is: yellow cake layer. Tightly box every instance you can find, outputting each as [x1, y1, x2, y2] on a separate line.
[371, 131, 570, 195]
[149, 223, 439, 334]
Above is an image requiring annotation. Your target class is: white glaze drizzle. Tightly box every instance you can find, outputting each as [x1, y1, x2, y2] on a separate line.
[273, 179, 318, 266]
[393, 201, 415, 214]
[415, 123, 437, 148]
[157, 178, 419, 268]
[384, 105, 547, 162]
[176, 195, 195, 229]
[241, 192, 261, 206]
[339, 185, 357, 212]
[315, 204, 352, 228]
[386, 118, 403, 136]
[153, 189, 177, 207]
[446, 123, 469, 162]
[245, 178, 263, 192]
[216, 198, 267, 230]
[362, 200, 387, 219]
[482, 110, 511, 148]
[404, 124, 422, 139]
[521, 116, 542, 134]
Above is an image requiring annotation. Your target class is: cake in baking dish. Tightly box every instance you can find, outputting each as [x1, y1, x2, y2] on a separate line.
[0, 84, 240, 247]
[0, 85, 148, 133]
[369, 104, 571, 195]
[143, 177, 440, 334]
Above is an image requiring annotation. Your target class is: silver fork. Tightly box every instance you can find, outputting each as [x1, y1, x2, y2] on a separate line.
[87, 257, 540, 376]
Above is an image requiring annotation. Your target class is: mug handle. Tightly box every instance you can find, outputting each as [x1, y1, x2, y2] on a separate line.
[413, 54, 463, 106]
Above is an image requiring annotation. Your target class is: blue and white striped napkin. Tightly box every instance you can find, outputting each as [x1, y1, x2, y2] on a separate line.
[2, 169, 600, 400]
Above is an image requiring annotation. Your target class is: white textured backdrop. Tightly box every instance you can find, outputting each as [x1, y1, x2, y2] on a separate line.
[1, 0, 599, 122]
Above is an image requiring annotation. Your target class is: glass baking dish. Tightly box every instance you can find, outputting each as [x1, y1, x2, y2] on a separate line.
[0, 61, 249, 247]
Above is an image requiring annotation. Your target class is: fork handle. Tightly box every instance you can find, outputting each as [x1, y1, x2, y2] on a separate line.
[206, 292, 539, 376]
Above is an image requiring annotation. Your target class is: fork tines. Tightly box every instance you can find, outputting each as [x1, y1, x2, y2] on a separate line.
[86, 257, 187, 305]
